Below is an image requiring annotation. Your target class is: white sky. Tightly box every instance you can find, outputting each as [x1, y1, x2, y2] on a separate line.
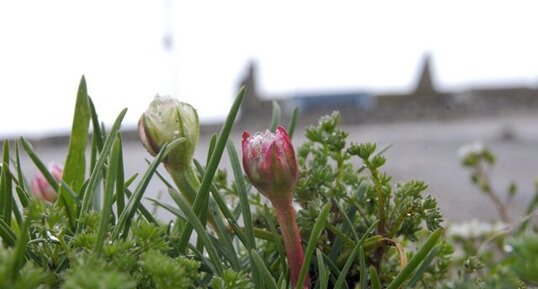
[1, 0, 537, 137]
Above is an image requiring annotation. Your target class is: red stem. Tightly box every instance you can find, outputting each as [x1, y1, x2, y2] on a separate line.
[273, 199, 311, 289]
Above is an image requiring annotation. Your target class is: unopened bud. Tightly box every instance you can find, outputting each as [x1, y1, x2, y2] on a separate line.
[30, 163, 63, 203]
[138, 95, 199, 171]
[242, 126, 298, 201]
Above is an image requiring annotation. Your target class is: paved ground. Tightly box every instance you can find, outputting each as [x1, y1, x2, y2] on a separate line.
[17, 111, 538, 224]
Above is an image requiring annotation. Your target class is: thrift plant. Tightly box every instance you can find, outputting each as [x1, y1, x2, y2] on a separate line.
[0, 76, 536, 289]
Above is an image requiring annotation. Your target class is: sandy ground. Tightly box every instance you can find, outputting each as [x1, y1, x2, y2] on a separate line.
[17, 111, 538, 224]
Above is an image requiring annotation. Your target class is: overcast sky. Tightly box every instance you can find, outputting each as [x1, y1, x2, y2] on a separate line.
[1, 0, 537, 137]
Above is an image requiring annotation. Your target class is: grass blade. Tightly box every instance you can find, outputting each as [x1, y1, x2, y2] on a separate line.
[115, 138, 126, 218]
[386, 228, 443, 289]
[226, 140, 255, 249]
[77, 108, 127, 232]
[192, 160, 237, 225]
[176, 87, 245, 250]
[359, 247, 367, 289]
[14, 141, 30, 206]
[1, 154, 13, 226]
[270, 100, 282, 132]
[296, 202, 332, 289]
[9, 202, 37, 281]
[206, 133, 217, 167]
[112, 138, 182, 239]
[226, 138, 261, 287]
[94, 133, 121, 254]
[124, 189, 157, 224]
[0, 217, 16, 246]
[89, 97, 104, 151]
[60, 75, 91, 210]
[334, 243, 362, 289]
[369, 266, 382, 289]
[288, 107, 299, 139]
[251, 249, 279, 289]
[316, 249, 329, 289]
[174, 190, 224, 275]
[406, 245, 440, 288]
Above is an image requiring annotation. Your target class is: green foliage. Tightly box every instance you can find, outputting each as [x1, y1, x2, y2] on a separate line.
[211, 269, 254, 289]
[63, 255, 136, 289]
[293, 111, 446, 287]
[1, 78, 536, 288]
[0, 245, 44, 289]
[140, 250, 201, 289]
[508, 233, 538, 285]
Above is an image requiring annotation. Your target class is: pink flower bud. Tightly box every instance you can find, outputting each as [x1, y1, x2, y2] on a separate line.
[242, 126, 310, 288]
[242, 126, 298, 201]
[30, 163, 63, 203]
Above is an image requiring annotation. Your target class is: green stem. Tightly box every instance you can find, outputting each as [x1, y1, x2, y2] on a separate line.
[273, 198, 310, 289]
[167, 163, 198, 204]
[167, 163, 217, 229]
[475, 164, 510, 224]
[365, 160, 388, 271]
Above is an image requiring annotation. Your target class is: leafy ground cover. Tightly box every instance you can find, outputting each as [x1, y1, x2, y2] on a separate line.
[0, 76, 537, 288]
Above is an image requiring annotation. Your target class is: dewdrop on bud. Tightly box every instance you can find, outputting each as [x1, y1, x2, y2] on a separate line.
[242, 126, 298, 202]
[138, 95, 199, 171]
[30, 163, 63, 203]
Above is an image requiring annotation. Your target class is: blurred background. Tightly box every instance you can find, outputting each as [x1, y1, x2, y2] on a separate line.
[1, 0, 537, 223]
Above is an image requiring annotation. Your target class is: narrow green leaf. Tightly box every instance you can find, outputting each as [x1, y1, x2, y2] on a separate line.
[334, 243, 362, 289]
[11, 198, 22, 227]
[251, 249, 279, 289]
[359, 247, 367, 289]
[94, 133, 121, 254]
[14, 141, 30, 203]
[115, 138, 126, 217]
[124, 173, 138, 188]
[270, 100, 282, 132]
[321, 251, 343, 285]
[193, 160, 236, 224]
[406, 245, 440, 288]
[296, 202, 332, 289]
[112, 138, 182, 239]
[386, 228, 443, 289]
[124, 189, 157, 224]
[9, 202, 37, 281]
[288, 107, 299, 139]
[60, 76, 91, 204]
[147, 197, 186, 220]
[89, 97, 104, 151]
[369, 266, 382, 289]
[226, 138, 261, 287]
[334, 200, 359, 241]
[1, 141, 13, 226]
[0, 217, 16, 246]
[226, 140, 255, 249]
[20, 139, 58, 191]
[207, 205, 240, 269]
[77, 108, 127, 232]
[176, 87, 245, 250]
[15, 186, 29, 210]
[316, 249, 329, 289]
[1, 161, 12, 226]
[206, 133, 217, 167]
[174, 190, 224, 275]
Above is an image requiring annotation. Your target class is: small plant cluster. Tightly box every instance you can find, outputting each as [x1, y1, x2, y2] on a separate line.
[0, 76, 537, 288]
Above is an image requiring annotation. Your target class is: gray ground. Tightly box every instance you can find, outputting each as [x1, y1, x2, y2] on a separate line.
[18, 111, 538, 224]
